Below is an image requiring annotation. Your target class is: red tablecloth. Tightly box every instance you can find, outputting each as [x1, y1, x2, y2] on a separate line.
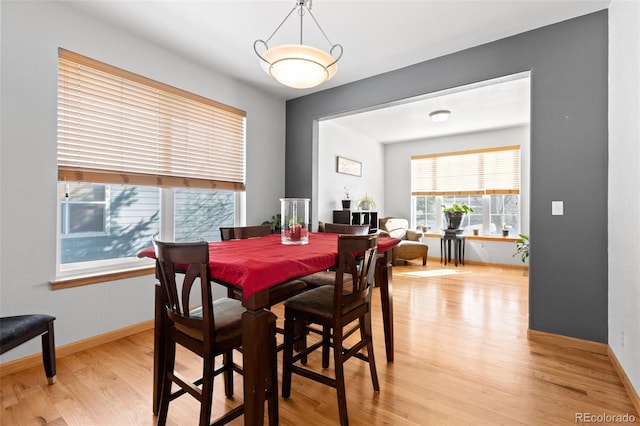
[138, 232, 399, 299]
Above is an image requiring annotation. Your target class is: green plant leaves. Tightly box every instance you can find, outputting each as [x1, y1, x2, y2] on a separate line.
[442, 203, 473, 214]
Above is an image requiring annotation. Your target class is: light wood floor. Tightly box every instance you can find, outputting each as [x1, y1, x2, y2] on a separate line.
[1, 262, 638, 425]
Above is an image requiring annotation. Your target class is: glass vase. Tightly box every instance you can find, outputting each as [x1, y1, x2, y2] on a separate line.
[280, 198, 310, 245]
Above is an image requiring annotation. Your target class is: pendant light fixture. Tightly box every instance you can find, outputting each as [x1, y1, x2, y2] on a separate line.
[254, 0, 343, 89]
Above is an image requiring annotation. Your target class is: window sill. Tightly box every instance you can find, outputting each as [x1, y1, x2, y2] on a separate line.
[51, 266, 155, 290]
[423, 233, 520, 242]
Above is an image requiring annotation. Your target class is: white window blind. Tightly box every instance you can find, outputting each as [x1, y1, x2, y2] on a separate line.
[411, 146, 520, 195]
[58, 49, 246, 191]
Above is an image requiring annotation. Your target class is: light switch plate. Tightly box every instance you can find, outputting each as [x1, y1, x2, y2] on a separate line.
[552, 201, 564, 215]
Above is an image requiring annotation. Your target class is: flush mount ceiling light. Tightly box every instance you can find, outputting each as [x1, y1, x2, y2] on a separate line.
[254, 0, 343, 89]
[429, 109, 451, 123]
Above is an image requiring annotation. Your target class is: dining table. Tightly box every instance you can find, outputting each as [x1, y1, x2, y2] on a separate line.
[138, 231, 400, 425]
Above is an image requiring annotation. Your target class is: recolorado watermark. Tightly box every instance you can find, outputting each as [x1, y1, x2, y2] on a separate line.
[575, 412, 636, 423]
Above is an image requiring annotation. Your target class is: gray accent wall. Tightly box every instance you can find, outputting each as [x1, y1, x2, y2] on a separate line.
[286, 11, 608, 342]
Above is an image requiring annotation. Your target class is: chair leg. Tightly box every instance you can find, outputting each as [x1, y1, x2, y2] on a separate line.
[281, 317, 295, 399]
[223, 350, 234, 398]
[157, 340, 176, 426]
[422, 256, 427, 266]
[199, 356, 214, 426]
[322, 325, 331, 369]
[362, 313, 379, 391]
[41, 320, 57, 384]
[292, 319, 308, 365]
[332, 326, 349, 426]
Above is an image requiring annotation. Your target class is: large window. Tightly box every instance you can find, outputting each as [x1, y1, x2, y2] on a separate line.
[59, 183, 160, 265]
[57, 49, 245, 275]
[411, 146, 521, 235]
[58, 184, 236, 267]
[174, 188, 235, 242]
[413, 194, 520, 235]
[60, 183, 110, 237]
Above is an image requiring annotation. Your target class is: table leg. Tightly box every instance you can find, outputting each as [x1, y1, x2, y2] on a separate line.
[242, 307, 277, 425]
[153, 283, 166, 415]
[376, 251, 394, 363]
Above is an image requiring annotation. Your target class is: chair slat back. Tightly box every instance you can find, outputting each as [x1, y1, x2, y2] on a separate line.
[220, 224, 271, 241]
[334, 234, 378, 311]
[323, 223, 370, 235]
[153, 240, 214, 339]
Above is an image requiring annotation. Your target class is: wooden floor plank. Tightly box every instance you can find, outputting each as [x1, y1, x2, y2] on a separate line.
[1, 263, 638, 425]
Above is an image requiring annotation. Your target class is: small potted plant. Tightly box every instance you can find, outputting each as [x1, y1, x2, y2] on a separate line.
[442, 203, 473, 230]
[342, 186, 351, 210]
[357, 193, 376, 210]
[502, 225, 510, 237]
[416, 223, 429, 233]
[262, 214, 282, 234]
[513, 233, 529, 262]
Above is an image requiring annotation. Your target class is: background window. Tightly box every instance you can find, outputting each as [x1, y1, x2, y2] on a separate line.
[60, 184, 159, 265]
[414, 196, 436, 231]
[490, 194, 519, 232]
[411, 146, 521, 235]
[60, 183, 108, 236]
[174, 188, 235, 242]
[59, 184, 237, 267]
[413, 194, 520, 235]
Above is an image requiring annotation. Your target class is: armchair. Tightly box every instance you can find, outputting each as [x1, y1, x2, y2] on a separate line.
[378, 217, 428, 266]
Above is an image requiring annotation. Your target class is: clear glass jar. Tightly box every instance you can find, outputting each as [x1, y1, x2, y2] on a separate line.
[280, 198, 310, 245]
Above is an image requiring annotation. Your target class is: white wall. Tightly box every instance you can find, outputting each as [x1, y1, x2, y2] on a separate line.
[0, 1, 285, 361]
[608, 0, 640, 396]
[316, 120, 384, 227]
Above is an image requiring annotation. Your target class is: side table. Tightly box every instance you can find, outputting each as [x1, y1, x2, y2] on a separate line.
[440, 233, 465, 266]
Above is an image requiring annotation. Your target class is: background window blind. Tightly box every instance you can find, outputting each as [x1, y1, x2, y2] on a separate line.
[411, 146, 520, 196]
[58, 48, 246, 191]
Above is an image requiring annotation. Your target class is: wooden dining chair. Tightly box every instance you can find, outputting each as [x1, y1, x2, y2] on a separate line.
[220, 225, 307, 307]
[322, 223, 370, 235]
[298, 223, 372, 363]
[153, 239, 278, 426]
[219, 224, 271, 241]
[281, 234, 380, 426]
[298, 223, 370, 288]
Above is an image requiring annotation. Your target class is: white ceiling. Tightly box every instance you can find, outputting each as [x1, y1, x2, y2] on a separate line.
[328, 73, 531, 143]
[61, 0, 608, 141]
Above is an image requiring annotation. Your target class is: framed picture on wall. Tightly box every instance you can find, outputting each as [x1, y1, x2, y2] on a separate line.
[336, 156, 361, 177]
